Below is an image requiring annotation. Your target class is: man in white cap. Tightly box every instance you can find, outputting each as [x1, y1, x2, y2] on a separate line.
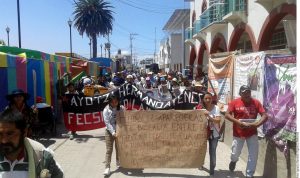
[143, 77, 152, 89]
[158, 77, 172, 100]
[193, 81, 205, 94]
[170, 78, 181, 98]
[125, 74, 134, 85]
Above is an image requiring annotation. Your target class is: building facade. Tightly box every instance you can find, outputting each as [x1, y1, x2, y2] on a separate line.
[158, 9, 190, 73]
[184, 0, 296, 77]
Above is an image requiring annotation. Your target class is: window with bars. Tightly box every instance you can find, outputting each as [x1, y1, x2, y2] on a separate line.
[269, 28, 287, 50]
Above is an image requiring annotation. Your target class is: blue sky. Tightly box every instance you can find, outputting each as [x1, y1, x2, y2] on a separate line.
[0, 0, 189, 59]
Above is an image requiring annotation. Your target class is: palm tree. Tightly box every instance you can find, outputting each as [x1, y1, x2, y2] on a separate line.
[73, 0, 114, 58]
[0, 39, 6, 46]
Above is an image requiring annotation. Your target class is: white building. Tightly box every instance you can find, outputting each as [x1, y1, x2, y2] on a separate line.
[159, 9, 190, 73]
[184, 0, 296, 77]
[114, 49, 132, 72]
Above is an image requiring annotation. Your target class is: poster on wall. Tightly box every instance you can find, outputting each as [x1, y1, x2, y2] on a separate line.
[208, 54, 234, 112]
[233, 52, 265, 101]
[263, 54, 296, 153]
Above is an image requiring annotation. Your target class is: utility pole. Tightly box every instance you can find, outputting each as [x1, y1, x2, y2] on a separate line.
[130, 33, 138, 70]
[89, 38, 92, 59]
[17, 0, 21, 48]
[154, 28, 156, 63]
[104, 33, 111, 59]
[100, 44, 103, 57]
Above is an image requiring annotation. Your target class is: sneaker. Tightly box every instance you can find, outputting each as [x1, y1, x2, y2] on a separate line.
[71, 131, 77, 136]
[116, 160, 121, 169]
[229, 161, 236, 172]
[69, 134, 74, 140]
[103, 168, 110, 175]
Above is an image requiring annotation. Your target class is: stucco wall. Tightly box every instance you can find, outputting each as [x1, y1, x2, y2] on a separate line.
[170, 34, 183, 70]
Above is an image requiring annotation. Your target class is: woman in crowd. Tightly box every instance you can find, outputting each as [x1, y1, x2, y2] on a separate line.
[5, 89, 37, 138]
[201, 92, 221, 176]
[103, 94, 124, 176]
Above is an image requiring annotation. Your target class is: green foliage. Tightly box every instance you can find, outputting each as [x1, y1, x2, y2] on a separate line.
[0, 39, 6, 46]
[73, 0, 114, 58]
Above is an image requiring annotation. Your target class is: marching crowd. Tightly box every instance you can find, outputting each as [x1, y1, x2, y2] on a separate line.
[0, 70, 268, 178]
[65, 71, 209, 101]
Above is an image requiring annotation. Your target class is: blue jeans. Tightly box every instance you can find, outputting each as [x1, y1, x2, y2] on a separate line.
[208, 137, 219, 173]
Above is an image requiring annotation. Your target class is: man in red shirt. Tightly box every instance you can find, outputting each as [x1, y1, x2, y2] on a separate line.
[225, 85, 268, 178]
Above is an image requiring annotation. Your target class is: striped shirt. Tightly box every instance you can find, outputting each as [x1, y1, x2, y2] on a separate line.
[0, 153, 28, 178]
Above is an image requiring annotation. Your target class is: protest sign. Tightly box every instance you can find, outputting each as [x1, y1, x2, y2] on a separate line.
[234, 52, 264, 101]
[116, 110, 207, 168]
[208, 54, 234, 112]
[62, 84, 202, 131]
[263, 54, 296, 148]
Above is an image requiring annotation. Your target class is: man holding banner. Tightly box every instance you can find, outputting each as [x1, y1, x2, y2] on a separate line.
[225, 85, 268, 178]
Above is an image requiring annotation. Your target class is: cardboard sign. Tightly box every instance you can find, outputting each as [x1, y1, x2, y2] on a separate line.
[116, 110, 207, 168]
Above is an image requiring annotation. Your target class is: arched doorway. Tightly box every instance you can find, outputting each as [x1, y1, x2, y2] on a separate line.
[189, 46, 197, 77]
[202, 0, 207, 13]
[197, 42, 209, 76]
[228, 23, 256, 53]
[210, 33, 227, 54]
[257, 3, 296, 51]
[192, 11, 196, 27]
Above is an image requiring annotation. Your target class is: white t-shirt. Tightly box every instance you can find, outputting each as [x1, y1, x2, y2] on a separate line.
[207, 105, 221, 138]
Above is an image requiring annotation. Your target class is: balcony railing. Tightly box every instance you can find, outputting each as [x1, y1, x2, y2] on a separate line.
[195, 3, 226, 33]
[184, 27, 194, 41]
[194, 20, 201, 34]
[224, 0, 247, 16]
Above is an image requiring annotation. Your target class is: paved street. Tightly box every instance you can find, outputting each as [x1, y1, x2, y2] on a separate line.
[39, 123, 264, 178]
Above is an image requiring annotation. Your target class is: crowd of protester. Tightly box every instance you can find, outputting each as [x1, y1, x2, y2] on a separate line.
[0, 69, 267, 178]
[66, 70, 209, 99]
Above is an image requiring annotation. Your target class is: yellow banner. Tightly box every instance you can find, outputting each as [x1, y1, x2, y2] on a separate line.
[116, 110, 207, 168]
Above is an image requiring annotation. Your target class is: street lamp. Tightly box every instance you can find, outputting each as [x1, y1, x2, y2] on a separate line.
[17, 0, 21, 48]
[5, 27, 10, 46]
[89, 38, 92, 59]
[68, 19, 73, 58]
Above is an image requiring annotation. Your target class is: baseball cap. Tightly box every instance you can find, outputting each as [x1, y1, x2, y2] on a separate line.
[239, 85, 251, 93]
[126, 75, 133, 79]
[83, 78, 92, 85]
[194, 81, 203, 87]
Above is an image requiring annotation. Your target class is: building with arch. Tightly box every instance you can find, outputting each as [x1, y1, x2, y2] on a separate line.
[184, 0, 296, 77]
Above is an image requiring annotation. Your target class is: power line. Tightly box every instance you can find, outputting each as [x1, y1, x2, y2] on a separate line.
[124, 0, 181, 11]
[116, 0, 173, 14]
[114, 22, 155, 41]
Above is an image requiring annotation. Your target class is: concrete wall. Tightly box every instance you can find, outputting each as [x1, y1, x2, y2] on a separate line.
[222, 118, 297, 178]
[170, 34, 183, 70]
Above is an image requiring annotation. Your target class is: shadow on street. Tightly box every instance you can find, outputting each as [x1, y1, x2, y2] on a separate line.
[103, 167, 265, 178]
